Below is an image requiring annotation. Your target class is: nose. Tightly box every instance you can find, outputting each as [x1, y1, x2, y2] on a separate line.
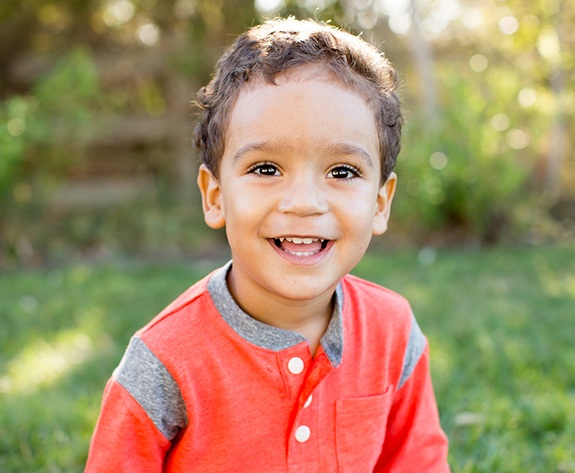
[277, 173, 329, 216]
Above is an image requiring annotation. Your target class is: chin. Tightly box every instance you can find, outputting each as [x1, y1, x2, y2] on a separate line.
[268, 279, 337, 302]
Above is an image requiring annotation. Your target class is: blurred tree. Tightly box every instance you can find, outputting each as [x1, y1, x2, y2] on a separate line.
[1, 0, 259, 265]
[0, 0, 573, 265]
[340, 0, 574, 242]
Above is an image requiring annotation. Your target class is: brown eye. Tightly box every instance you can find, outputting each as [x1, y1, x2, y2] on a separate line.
[327, 165, 360, 179]
[248, 163, 280, 176]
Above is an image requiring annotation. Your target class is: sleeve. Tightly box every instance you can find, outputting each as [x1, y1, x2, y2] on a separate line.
[85, 337, 188, 472]
[374, 318, 450, 472]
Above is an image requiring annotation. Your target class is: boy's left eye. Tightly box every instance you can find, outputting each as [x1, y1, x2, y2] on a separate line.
[248, 162, 281, 176]
[327, 165, 361, 179]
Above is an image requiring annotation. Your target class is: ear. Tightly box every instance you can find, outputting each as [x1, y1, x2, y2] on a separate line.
[197, 164, 226, 229]
[372, 172, 397, 236]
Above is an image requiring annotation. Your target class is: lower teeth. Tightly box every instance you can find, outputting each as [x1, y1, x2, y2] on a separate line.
[286, 250, 319, 257]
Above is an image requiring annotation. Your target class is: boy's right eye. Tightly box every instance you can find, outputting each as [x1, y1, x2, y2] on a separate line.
[248, 162, 281, 176]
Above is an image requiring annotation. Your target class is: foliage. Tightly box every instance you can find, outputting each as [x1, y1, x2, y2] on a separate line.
[1, 0, 574, 265]
[0, 96, 28, 201]
[0, 48, 100, 203]
[394, 62, 542, 244]
[0, 245, 574, 471]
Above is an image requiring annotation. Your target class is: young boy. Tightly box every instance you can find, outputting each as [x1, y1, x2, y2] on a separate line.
[86, 17, 450, 472]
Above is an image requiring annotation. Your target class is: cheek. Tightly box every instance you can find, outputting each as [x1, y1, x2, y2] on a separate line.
[226, 195, 262, 220]
[350, 195, 381, 238]
[221, 185, 270, 232]
[340, 187, 379, 218]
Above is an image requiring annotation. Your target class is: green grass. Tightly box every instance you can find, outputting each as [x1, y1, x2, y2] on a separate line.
[1, 244, 574, 472]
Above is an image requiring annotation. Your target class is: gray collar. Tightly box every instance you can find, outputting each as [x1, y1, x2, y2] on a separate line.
[207, 261, 344, 367]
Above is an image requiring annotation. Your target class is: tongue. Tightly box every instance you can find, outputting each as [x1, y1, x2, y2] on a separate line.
[281, 240, 323, 253]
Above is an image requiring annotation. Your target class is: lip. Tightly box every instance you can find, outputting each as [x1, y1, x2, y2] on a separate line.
[267, 237, 334, 266]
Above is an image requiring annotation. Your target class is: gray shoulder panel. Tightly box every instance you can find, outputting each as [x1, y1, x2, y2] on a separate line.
[114, 337, 188, 440]
[398, 314, 427, 389]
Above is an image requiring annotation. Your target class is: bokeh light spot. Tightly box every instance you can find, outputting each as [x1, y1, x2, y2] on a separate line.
[469, 54, 488, 72]
[430, 152, 448, 170]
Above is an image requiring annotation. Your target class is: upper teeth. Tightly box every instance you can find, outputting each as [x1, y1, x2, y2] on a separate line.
[278, 237, 324, 244]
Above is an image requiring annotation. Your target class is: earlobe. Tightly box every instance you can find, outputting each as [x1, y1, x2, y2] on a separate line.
[372, 172, 397, 236]
[197, 164, 226, 229]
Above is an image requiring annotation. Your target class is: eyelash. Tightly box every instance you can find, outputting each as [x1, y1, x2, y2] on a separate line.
[247, 162, 281, 176]
[246, 162, 362, 179]
[327, 164, 362, 180]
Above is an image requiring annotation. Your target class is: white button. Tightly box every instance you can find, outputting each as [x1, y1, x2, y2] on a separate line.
[288, 357, 304, 375]
[295, 425, 311, 443]
[304, 395, 313, 408]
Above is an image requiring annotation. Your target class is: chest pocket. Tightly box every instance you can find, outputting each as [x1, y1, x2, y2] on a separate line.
[335, 387, 393, 473]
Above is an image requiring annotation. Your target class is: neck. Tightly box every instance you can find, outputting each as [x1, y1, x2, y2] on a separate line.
[226, 268, 335, 355]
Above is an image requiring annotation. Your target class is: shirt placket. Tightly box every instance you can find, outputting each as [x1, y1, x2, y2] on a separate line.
[281, 346, 335, 471]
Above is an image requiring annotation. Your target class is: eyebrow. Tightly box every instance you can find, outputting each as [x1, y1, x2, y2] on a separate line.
[232, 141, 375, 168]
[327, 142, 375, 168]
[232, 141, 289, 165]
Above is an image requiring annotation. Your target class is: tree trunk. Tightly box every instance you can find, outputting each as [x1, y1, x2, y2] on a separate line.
[408, 0, 441, 129]
[545, 0, 568, 202]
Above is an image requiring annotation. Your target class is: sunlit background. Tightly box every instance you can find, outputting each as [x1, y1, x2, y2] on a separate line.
[1, 0, 573, 268]
[1, 2, 574, 471]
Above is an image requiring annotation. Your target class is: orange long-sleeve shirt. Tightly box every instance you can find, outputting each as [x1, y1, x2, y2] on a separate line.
[86, 263, 449, 472]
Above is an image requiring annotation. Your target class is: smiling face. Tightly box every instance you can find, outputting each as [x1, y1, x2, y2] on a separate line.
[198, 66, 396, 314]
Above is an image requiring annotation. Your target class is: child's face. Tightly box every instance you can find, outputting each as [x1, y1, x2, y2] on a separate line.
[198, 66, 396, 305]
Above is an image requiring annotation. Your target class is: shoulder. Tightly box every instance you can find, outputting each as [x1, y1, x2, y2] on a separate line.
[113, 336, 189, 440]
[341, 273, 413, 323]
[135, 268, 218, 339]
[129, 266, 229, 368]
[340, 272, 414, 342]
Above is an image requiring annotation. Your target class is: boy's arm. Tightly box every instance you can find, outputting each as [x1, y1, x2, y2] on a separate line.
[85, 337, 187, 472]
[375, 344, 450, 473]
[85, 379, 171, 472]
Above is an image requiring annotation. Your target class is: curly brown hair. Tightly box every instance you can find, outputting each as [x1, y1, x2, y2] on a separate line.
[193, 17, 402, 183]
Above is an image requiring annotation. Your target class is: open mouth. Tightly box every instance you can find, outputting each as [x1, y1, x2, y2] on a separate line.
[272, 237, 330, 257]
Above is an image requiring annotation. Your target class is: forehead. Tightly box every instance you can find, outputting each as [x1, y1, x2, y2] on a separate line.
[230, 63, 378, 126]
[237, 63, 376, 107]
[222, 65, 381, 170]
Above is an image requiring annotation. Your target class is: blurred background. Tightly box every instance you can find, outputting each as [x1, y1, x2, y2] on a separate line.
[1, 0, 573, 269]
[1, 2, 574, 471]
